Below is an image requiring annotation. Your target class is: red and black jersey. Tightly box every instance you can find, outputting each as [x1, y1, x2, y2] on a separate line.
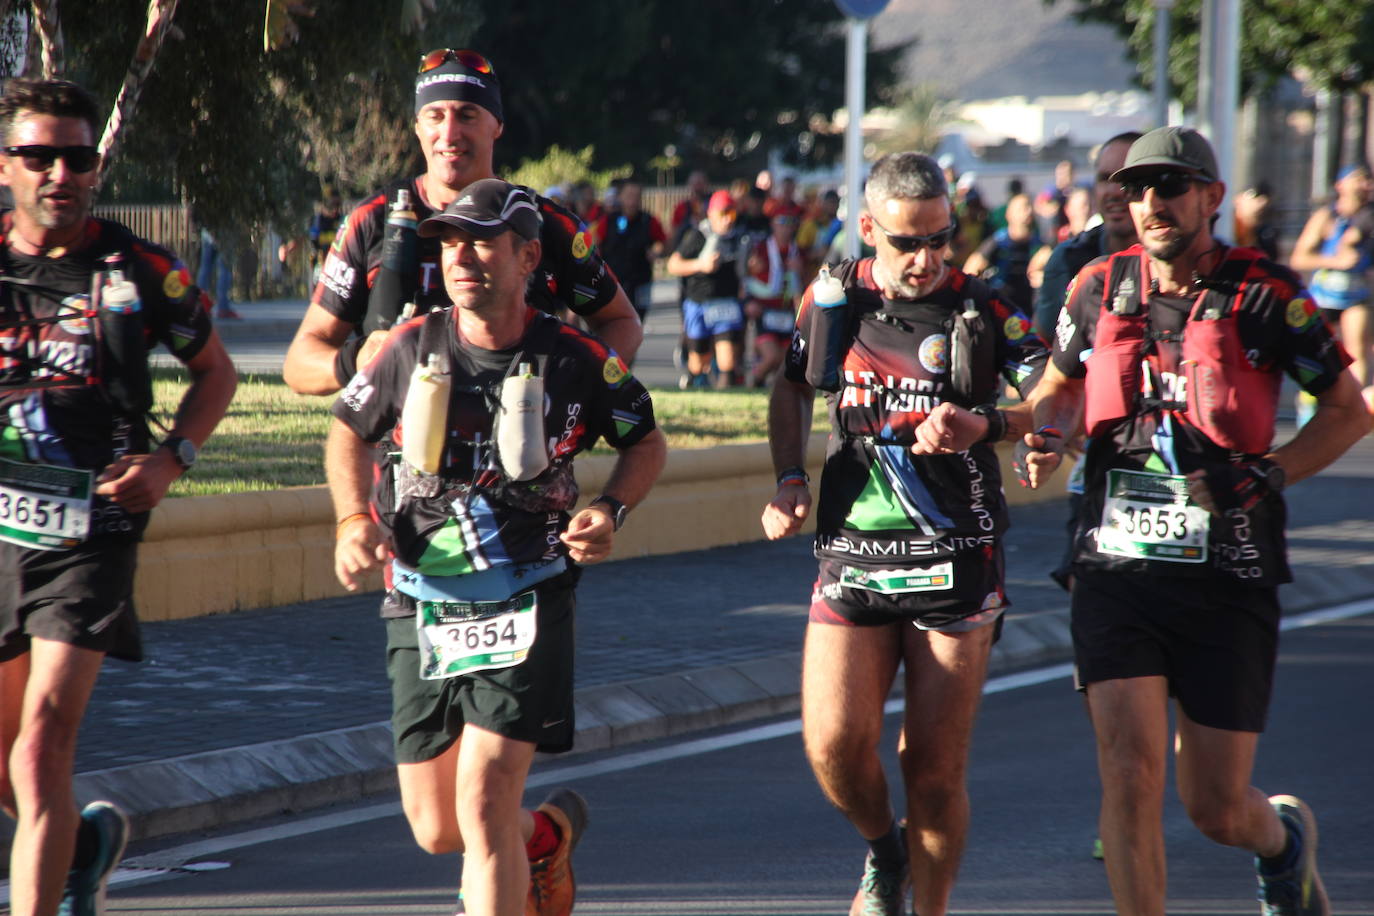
[783, 258, 1048, 567]
[332, 308, 656, 616]
[313, 176, 620, 330]
[0, 214, 212, 539]
[1053, 246, 1352, 584]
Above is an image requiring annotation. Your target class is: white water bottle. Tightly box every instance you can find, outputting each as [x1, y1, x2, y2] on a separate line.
[400, 354, 450, 474]
[497, 363, 548, 481]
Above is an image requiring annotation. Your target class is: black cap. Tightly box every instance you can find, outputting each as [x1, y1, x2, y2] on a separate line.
[415, 57, 503, 122]
[1110, 127, 1220, 183]
[417, 179, 542, 241]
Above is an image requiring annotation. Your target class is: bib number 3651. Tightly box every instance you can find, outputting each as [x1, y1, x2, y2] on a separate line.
[0, 458, 91, 550]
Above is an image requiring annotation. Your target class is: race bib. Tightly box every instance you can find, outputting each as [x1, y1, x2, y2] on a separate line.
[840, 562, 954, 594]
[703, 299, 742, 327]
[760, 308, 796, 334]
[1095, 469, 1208, 563]
[416, 590, 537, 680]
[0, 458, 91, 550]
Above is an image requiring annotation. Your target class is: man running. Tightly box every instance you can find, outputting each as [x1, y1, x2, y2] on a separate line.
[1024, 127, 1370, 916]
[284, 49, 641, 396]
[762, 152, 1048, 916]
[0, 78, 236, 916]
[326, 179, 665, 916]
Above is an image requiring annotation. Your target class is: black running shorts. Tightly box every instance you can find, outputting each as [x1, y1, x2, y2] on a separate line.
[0, 538, 143, 663]
[809, 546, 1008, 631]
[1070, 567, 1280, 732]
[385, 571, 577, 763]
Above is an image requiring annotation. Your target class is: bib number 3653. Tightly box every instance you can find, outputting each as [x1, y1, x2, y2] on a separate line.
[1096, 468, 1208, 563]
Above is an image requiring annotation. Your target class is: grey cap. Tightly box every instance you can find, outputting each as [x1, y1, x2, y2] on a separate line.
[1110, 127, 1219, 183]
[417, 179, 541, 241]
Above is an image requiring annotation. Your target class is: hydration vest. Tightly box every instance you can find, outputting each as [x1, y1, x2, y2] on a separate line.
[1083, 245, 1280, 455]
[0, 220, 153, 421]
[819, 259, 1003, 423]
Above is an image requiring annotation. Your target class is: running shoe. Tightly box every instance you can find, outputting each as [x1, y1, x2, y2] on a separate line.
[848, 845, 909, 916]
[1256, 795, 1329, 916]
[1092, 836, 1104, 861]
[527, 788, 589, 916]
[58, 801, 130, 916]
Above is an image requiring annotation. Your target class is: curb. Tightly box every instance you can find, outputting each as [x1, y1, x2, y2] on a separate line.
[73, 609, 1075, 845]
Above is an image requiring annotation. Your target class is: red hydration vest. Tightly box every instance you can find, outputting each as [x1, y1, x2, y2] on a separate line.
[1083, 245, 1281, 455]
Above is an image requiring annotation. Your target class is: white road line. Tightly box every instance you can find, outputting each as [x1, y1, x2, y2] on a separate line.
[26, 597, 1374, 895]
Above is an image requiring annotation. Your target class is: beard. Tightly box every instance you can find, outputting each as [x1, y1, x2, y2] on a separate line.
[1140, 221, 1200, 262]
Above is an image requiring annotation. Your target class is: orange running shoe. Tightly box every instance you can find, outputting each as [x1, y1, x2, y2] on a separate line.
[526, 788, 589, 916]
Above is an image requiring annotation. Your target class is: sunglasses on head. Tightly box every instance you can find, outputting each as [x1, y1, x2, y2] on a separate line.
[418, 48, 494, 75]
[1120, 170, 1211, 203]
[870, 217, 955, 253]
[4, 145, 99, 174]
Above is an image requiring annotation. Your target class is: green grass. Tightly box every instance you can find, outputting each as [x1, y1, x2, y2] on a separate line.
[153, 369, 777, 497]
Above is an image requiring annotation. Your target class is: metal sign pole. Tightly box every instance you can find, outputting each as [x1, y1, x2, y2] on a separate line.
[844, 18, 867, 260]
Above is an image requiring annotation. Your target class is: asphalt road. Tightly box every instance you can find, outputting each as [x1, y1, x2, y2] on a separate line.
[101, 604, 1374, 916]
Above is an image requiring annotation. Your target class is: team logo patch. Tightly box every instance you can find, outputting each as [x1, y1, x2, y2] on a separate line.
[163, 266, 189, 300]
[571, 230, 592, 262]
[1003, 314, 1030, 341]
[603, 355, 629, 387]
[918, 334, 948, 374]
[1285, 297, 1317, 331]
[57, 294, 92, 334]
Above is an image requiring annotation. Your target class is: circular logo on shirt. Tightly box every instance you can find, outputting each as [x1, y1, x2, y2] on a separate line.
[57, 295, 91, 335]
[163, 268, 188, 300]
[1286, 297, 1316, 330]
[571, 231, 591, 262]
[918, 334, 948, 374]
[603, 356, 628, 387]
[1003, 314, 1030, 341]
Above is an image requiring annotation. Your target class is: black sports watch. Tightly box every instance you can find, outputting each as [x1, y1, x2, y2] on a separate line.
[1255, 457, 1286, 493]
[590, 495, 629, 532]
[161, 436, 197, 471]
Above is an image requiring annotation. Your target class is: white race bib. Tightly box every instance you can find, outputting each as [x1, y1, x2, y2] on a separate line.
[416, 590, 538, 680]
[703, 299, 742, 326]
[760, 308, 796, 334]
[1096, 469, 1208, 563]
[0, 458, 91, 550]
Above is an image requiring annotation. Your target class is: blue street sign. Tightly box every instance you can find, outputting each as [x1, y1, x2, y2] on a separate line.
[833, 0, 889, 19]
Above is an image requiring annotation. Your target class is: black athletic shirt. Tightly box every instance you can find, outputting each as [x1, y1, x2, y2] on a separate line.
[1053, 247, 1351, 584]
[314, 176, 621, 329]
[784, 258, 1048, 568]
[0, 214, 212, 540]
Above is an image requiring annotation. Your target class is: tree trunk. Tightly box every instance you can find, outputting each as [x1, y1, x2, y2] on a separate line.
[29, 0, 61, 77]
[94, 0, 180, 193]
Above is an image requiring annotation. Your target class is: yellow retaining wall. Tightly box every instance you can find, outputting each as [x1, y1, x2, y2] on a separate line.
[135, 435, 1070, 621]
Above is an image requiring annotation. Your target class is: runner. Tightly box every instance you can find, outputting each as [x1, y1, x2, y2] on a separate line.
[326, 179, 665, 916]
[761, 152, 1048, 916]
[1023, 126, 1370, 916]
[0, 78, 236, 916]
[284, 49, 641, 396]
[743, 209, 804, 387]
[667, 190, 746, 389]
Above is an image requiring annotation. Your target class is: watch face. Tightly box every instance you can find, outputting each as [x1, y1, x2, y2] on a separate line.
[174, 438, 197, 468]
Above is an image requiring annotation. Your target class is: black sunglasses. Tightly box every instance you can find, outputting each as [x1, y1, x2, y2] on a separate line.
[418, 48, 495, 75]
[3, 145, 99, 174]
[1120, 170, 1211, 203]
[870, 216, 955, 253]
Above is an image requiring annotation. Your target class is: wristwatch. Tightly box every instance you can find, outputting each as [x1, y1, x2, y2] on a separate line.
[1255, 457, 1286, 493]
[590, 495, 629, 531]
[161, 436, 197, 471]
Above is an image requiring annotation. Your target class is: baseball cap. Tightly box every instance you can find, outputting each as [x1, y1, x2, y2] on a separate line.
[708, 190, 735, 214]
[417, 179, 541, 241]
[415, 49, 503, 121]
[1110, 126, 1219, 183]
